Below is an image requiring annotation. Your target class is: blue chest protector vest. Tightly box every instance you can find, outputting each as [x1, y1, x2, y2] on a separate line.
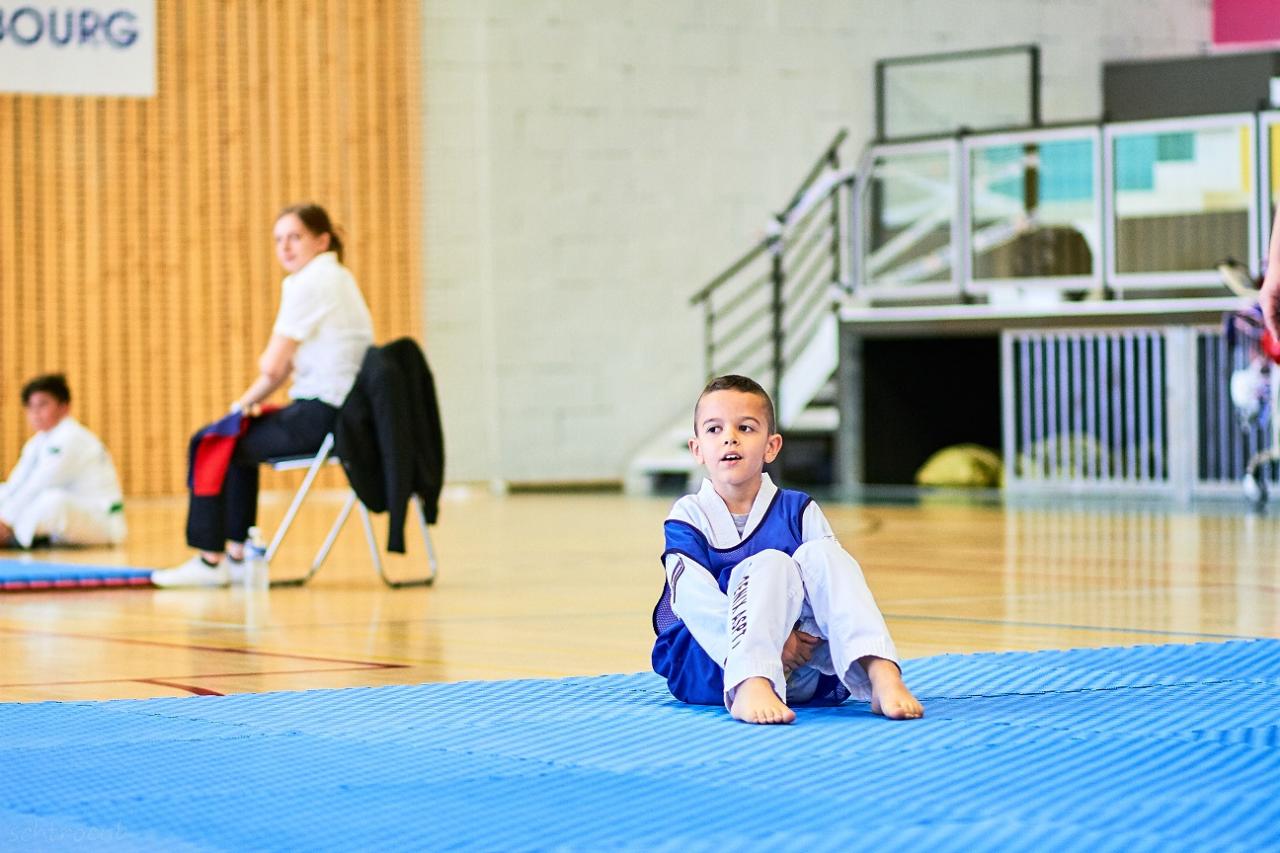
[650, 488, 845, 706]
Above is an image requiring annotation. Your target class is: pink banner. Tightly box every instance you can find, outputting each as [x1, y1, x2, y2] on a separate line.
[1214, 0, 1280, 45]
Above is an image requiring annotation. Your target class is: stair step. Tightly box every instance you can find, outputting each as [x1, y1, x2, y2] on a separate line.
[787, 405, 838, 433]
[630, 452, 697, 471]
[808, 378, 838, 406]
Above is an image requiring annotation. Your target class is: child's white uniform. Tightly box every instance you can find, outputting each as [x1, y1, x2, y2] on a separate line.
[652, 474, 897, 708]
[0, 417, 126, 548]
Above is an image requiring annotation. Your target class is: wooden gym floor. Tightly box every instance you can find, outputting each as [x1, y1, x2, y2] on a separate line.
[1, 487, 1277, 703]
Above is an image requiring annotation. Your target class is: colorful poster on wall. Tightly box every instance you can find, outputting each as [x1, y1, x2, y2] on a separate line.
[0, 2, 155, 96]
[1214, 0, 1280, 46]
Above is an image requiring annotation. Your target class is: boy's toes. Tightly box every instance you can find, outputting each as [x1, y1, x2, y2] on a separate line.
[869, 677, 923, 720]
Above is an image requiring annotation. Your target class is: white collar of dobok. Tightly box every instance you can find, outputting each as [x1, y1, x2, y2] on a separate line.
[694, 473, 778, 547]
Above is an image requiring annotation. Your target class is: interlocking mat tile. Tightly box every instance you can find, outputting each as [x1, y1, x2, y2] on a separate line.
[0, 560, 151, 590]
[3, 640, 1278, 851]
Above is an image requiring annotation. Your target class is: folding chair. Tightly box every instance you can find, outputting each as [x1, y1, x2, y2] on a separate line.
[264, 433, 439, 588]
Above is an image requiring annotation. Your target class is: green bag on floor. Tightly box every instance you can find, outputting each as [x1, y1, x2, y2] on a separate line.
[915, 444, 1004, 487]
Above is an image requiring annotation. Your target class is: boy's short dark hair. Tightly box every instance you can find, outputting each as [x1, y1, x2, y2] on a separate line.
[694, 374, 776, 435]
[21, 374, 71, 406]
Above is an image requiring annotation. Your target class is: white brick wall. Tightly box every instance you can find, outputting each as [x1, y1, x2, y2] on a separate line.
[423, 0, 1212, 483]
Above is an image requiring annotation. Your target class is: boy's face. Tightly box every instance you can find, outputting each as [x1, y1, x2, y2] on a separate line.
[689, 389, 782, 493]
[24, 391, 69, 433]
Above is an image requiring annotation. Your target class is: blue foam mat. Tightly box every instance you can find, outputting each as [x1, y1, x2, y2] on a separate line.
[3, 640, 1279, 851]
[0, 559, 151, 588]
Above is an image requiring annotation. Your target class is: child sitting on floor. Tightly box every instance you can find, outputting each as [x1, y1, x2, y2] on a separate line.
[0, 374, 126, 550]
[650, 375, 922, 724]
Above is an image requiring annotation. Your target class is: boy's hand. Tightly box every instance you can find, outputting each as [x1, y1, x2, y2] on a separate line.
[781, 628, 820, 676]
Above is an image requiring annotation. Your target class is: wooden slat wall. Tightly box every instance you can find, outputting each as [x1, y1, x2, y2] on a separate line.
[0, 1, 423, 497]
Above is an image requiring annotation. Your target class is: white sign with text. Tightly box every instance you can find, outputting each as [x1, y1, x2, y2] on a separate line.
[0, 2, 155, 97]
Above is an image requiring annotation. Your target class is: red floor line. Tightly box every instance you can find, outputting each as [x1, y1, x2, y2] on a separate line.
[138, 679, 225, 697]
[0, 664, 409, 690]
[0, 625, 399, 668]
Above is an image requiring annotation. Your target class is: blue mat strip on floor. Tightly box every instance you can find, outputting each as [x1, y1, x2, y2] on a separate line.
[3, 640, 1279, 851]
[0, 560, 151, 590]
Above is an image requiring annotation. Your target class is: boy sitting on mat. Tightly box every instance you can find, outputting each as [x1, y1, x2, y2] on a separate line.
[650, 375, 921, 724]
[0, 374, 126, 549]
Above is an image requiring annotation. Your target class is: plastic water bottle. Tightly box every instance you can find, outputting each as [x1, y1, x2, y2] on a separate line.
[244, 526, 269, 588]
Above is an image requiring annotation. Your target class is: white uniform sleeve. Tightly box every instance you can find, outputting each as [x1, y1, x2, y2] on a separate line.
[0, 442, 37, 509]
[0, 438, 36, 499]
[801, 500, 836, 542]
[0, 435, 88, 525]
[272, 270, 338, 342]
[664, 552, 730, 665]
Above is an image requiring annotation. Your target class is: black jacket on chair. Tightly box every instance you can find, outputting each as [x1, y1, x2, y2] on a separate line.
[334, 338, 445, 553]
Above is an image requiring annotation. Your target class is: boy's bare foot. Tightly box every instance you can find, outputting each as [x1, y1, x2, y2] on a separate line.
[729, 676, 796, 725]
[861, 656, 924, 720]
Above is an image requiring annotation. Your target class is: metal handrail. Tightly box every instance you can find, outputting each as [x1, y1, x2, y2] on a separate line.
[715, 328, 776, 378]
[784, 218, 832, 283]
[785, 309, 829, 368]
[690, 239, 771, 307]
[786, 279, 835, 356]
[779, 128, 848, 221]
[784, 258, 834, 322]
[714, 300, 774, 355]
[690, 131, 857, 410]
[706, 268, 773, 325]
[691, 128, 850, 308]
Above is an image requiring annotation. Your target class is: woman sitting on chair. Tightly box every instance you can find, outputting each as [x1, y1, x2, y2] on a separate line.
[153, 203, 374, 587]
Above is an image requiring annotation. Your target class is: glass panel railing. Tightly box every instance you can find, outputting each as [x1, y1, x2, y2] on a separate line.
[861, 141, 958, 297]
[1106, 115, 1256, 286]
[856, 113, 1265, 302]
[966, 128, 1100, 288]
[879, 46, 1036, 140]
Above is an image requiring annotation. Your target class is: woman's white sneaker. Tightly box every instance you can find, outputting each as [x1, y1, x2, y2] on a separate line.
[151, 555, 230, 588]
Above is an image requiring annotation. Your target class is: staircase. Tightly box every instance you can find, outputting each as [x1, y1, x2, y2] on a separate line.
[626, 131, 856, 494]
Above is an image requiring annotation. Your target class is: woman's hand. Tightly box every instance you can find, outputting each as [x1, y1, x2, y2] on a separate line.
[781, 628, 821, 676]
[1262, 272, 1280, 341]
[1264, 207, 1280, 340]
